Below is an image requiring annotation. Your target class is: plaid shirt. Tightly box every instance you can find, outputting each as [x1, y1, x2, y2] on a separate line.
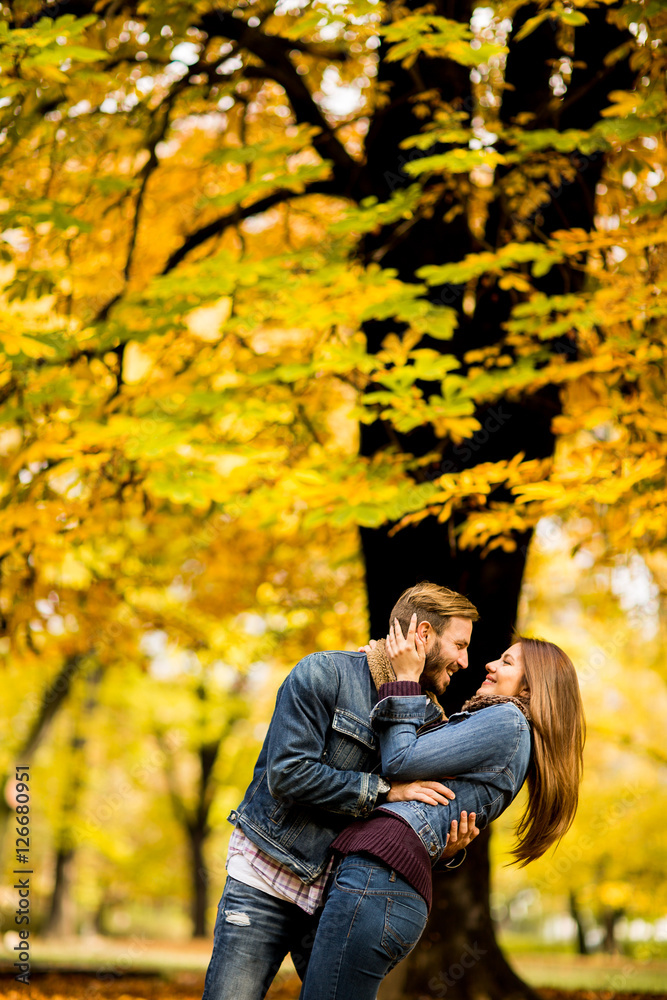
[227, 826, 333, 915]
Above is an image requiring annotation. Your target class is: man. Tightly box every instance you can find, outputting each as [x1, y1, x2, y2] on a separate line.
[202, 582, 480, 1000]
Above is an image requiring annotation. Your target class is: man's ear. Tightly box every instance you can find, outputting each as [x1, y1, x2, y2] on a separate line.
[418, 621, 430, 642]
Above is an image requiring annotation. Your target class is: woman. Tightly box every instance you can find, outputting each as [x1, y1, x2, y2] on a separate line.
[299, 616, 586, 1000]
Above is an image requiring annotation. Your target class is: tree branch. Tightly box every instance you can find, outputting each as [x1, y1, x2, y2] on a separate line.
[197, 11, 365, 193]
[557, 55, 630, 123]
[22, 654, 88, 760]
[95, 80, 188, 322]
[198, 11, 347, 66]
[161, 180, 338, 274]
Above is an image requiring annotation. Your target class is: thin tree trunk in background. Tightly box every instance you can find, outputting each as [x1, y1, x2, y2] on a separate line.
[160, 683, 233, 939]
[569, 890, 590, 956]
[602, 907, 624, 955]
[0, 654, 87, 853]
[44, 665, 102, 937]
[161, 734, 221, 938]
[45, 848, 77, 937]
[190, 707, 226, 937]
[190, 823, 209, 938]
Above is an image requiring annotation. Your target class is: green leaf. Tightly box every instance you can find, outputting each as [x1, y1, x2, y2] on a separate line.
[329, 186, 423, 235]
[559, 10, 589, 26]
[631, 199, 667, 219]
[90, 177, 138, 195]
[380, 13, 506, 68]
[417, 243, 557, 285]
[505, 127, 608, 156]
[404, 148, 506, 176]
[200, 161, 332, 211]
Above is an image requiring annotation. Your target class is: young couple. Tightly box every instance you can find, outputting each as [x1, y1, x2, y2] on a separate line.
[202, 582, 585, 1000]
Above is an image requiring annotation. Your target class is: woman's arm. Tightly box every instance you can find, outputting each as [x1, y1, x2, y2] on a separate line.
[371, 695, 524, 781]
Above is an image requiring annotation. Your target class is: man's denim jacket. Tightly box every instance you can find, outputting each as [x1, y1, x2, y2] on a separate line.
[370, 691, 531, 867]
[229, 650, 444, 883]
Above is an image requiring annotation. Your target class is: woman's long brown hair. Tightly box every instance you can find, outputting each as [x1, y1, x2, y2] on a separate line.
[513, 637, 586, 866]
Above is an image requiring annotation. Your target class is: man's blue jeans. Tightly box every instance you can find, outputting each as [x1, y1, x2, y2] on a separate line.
[201, 876, 318, 1000]
[299, 855, 428, 1000]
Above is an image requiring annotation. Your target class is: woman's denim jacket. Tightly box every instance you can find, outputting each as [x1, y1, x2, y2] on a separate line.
[371, 691, 532, 867]
[229, 651, 444, 883]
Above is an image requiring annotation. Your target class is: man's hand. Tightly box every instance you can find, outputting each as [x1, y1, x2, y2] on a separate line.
[358, 639, 378, 653]
[439, 811, 479, 860]
[387, 780, 455, 806]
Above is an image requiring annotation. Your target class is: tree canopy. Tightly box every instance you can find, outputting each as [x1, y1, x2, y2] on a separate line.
[2, 0, 666, 590]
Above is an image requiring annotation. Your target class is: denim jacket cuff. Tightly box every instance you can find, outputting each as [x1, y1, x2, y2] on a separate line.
[370, 694, 429, 726]
[357, 772, 389, 815]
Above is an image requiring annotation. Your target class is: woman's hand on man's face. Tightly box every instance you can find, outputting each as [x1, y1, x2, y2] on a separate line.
[386, 613, 426, 682]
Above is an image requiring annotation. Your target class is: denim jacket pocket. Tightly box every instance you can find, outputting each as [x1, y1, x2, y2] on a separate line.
[269, 798, 290, 825]
[327, 708, 378, 769]
[331, 709, 377, 749]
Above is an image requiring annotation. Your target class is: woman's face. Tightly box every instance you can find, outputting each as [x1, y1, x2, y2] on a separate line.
[477, 642, 527, 698]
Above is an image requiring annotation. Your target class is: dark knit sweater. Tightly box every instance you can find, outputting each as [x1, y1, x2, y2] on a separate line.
[330, 810, 433, 908]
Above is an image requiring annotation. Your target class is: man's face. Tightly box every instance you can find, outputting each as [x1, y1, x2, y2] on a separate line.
[419, 616, 473, 694]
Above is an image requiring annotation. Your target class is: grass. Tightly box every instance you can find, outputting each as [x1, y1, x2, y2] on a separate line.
[508, 951, 667, 994]
[2, 937, 666, 995]
[0, 936, 213, 975]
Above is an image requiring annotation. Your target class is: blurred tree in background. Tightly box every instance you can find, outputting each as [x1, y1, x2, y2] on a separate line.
[1, 0, 667, 995]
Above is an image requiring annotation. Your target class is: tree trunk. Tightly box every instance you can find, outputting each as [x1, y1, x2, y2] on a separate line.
[569, 890, 589, 956]
[0, 653, 87, 852]
[359, 3, 634, 997]
[43, 665, 102, 937]
[189, 824, 208, 938]
[602, 907, 624, 955]
[44, 848, 77, 937]
[160, 708, 225, 939]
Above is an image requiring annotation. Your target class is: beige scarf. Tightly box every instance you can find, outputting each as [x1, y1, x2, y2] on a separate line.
[460, 691, 532, 723]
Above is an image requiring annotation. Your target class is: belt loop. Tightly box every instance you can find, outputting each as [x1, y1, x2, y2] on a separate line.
[389, 869, 396, 882]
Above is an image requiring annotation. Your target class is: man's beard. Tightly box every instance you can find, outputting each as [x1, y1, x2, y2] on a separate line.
[421, 646, 454, 693]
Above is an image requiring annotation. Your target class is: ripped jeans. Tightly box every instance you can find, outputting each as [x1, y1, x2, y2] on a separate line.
[201, 876, 318, 1000]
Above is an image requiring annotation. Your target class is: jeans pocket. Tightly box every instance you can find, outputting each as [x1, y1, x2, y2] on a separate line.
[381, 895, 427, 961]
[333, 863, 371, 894]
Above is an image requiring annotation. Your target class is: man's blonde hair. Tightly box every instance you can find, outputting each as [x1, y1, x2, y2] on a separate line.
[389, 582, 479, 637]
